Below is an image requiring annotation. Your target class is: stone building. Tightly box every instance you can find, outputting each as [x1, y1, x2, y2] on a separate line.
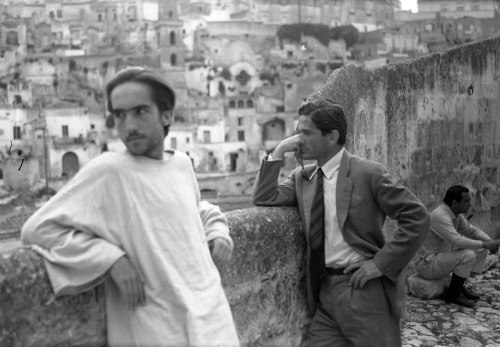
[418, 0, 497, 19]
[0, 18, 28, 57]
[0, 107, 38, 189]
[41, 106, 102, 178]
[247, 0, 397, 31]
[157, 0, 186, 69]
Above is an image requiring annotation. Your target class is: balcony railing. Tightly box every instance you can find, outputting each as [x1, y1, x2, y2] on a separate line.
[52, 136, 85, 148]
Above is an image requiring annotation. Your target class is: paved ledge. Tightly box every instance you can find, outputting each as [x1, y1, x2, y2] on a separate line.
[403, 261, 500, 347]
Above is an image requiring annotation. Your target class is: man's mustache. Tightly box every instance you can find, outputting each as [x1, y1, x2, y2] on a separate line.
[126, 133, 146, 141]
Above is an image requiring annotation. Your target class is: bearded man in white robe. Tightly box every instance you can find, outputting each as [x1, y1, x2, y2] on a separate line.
[22, 67, 240, 347]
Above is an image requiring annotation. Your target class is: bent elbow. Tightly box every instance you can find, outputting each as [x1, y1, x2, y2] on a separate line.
[20, 223, 35, 245]
[20, 216, 42, 246]
[252, 193, 265, 206]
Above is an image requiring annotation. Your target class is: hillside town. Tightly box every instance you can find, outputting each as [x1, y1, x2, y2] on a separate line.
[0, 0, 499, 192]
[0, 0, 500, 241]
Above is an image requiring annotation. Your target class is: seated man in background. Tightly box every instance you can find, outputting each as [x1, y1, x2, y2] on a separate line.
[415, 185, 499, 307]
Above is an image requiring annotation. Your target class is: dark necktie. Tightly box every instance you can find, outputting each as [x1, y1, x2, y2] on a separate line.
[308, 167, 325, 300]
[309, 168, 324, 250]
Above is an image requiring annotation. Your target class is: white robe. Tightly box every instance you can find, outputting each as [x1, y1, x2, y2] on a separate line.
[21, 150, 240, 347]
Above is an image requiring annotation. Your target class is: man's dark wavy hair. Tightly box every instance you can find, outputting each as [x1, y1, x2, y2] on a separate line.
[298, 99, 347, 145]
[105, 67, 176, 137]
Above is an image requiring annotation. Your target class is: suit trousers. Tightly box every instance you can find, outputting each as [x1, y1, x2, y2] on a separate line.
[304, 273, 401, 347]
[416, 249, 488, 279]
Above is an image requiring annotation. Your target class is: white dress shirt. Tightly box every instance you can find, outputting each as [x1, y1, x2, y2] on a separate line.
[267, 149, 366, 268]
[321, 148, 367, 268]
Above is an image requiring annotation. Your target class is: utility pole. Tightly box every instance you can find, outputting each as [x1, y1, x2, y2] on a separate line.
[33, 109, 49, 200]
[42, 127, 48, 199]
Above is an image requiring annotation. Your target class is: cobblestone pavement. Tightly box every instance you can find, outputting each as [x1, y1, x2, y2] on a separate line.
[402, 262, 500, 347]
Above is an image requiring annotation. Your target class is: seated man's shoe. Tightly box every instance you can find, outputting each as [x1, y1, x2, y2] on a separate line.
[443, 290, 476, 308]
[462, 285, 481, 301]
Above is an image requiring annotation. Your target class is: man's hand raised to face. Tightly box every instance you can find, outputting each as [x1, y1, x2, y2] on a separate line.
[109, 255, 146, 310]
[272, 134, 300, 159]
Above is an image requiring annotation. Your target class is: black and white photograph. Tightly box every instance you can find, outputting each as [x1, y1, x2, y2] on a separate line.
[1, 0, 500, 346]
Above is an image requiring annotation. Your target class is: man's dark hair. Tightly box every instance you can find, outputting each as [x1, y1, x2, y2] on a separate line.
[105, 67, 176, 137]
[298, 100, 347, 145]
[443, 185, 470, 206]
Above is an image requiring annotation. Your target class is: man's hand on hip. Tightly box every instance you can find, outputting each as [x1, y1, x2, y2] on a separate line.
[209, 237, 233, 267]
[345, 260, 383, 289]
[109, 255, 146, 310]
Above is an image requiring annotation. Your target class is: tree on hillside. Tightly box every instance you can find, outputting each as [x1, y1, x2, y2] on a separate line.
[329, 25, 359, 48]
[277, 23, 330, 46]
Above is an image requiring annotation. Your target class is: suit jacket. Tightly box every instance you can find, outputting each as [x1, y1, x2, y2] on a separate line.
[252, 150, 430, 317]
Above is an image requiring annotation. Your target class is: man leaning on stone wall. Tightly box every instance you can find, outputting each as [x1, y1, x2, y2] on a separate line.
[21, 67, 240, 347]
[252, 99, 430, 347]
[415, 185, 500, 307]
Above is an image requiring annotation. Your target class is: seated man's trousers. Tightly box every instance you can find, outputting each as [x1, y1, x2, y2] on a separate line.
[416, 248, 488, 279]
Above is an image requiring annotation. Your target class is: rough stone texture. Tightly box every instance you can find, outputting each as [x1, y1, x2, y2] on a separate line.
[0, 207, 308, 347]
[0, 248, 106, 347]
[407, 274, 451, 299]
[484, 254, 499, 272]
[402, 261, 500, 347]
[220, 207, 309, 346]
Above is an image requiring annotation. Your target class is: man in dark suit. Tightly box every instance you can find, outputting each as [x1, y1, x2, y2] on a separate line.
[252, 100, 430, 346]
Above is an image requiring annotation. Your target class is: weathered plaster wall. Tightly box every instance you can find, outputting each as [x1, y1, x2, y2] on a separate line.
[0, 208, 308, 346]
[309, 35, 500, 238]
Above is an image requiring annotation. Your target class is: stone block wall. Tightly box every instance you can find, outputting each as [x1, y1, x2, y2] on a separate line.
[0, 248, 106, 347]
[0, 207, 309, 346]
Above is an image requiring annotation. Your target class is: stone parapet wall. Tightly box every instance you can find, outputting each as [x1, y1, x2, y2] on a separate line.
[0, 207, 309, 346]
[222, 207, 308, 345]
[0, 247, 106, 347]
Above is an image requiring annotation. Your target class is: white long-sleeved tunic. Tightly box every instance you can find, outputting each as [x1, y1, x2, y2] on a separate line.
[21, 150, 240, 347]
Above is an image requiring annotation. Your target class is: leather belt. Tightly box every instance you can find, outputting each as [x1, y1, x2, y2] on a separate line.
[325, 267, 348, 276]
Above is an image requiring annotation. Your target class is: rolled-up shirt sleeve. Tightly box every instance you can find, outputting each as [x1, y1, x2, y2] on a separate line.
[456, 215, 491, 242]
[431, 212, 483, 250]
